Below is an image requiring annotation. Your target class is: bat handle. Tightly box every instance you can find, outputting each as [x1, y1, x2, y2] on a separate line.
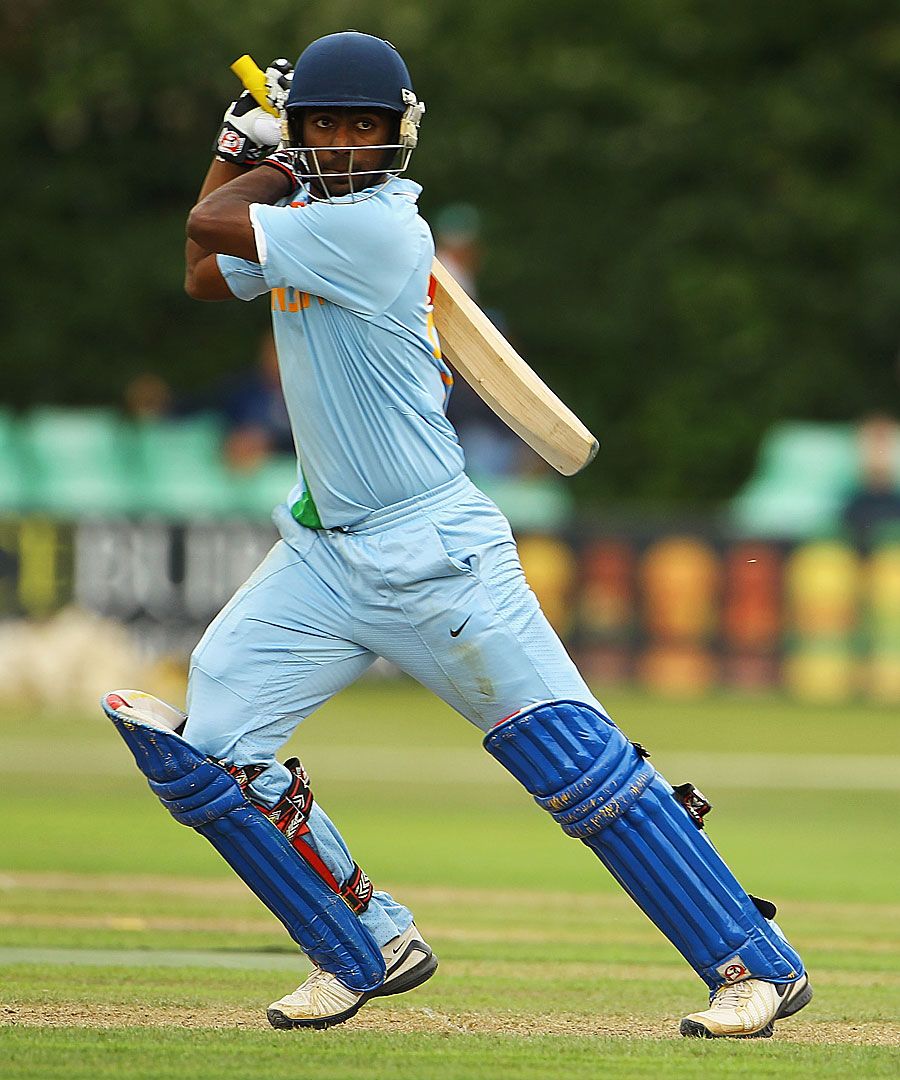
[230, 54, 280, 117]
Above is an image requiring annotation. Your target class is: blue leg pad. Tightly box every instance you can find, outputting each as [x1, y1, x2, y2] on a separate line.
[102, 691, 385, 994]
[484, 701, 805, 991]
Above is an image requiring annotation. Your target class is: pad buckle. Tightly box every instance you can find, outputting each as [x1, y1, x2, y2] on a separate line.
[341, 864, 374, 914]
[216, 760, 267, 792]
[673, 782, 713, 829]
[266, 758, 314, 841]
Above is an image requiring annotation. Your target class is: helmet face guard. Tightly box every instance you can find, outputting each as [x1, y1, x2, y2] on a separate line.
[281, 138, 416, 202]
[281, 32, 425, 202]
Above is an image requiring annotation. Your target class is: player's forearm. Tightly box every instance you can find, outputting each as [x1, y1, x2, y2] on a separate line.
[184, 159, 289, 300]
[187, 165, 291, 262]
[185, 160, 252, 299]
[196, 158, 250, 202]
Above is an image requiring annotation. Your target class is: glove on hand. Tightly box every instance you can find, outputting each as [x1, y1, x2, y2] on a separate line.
[258, 148, 306, 192]
[214, 58, 293, 166]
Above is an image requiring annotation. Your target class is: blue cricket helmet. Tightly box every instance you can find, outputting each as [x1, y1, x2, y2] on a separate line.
[282, 31, 425, 199]
[287, 31, 416, 115]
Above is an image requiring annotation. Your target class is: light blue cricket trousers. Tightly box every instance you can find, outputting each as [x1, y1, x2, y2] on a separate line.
[184, 473, 601, 946]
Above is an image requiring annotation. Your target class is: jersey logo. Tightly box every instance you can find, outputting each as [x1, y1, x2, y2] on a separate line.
[271, 287, 325, 313]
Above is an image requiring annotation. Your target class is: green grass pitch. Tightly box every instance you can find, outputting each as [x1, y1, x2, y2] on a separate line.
[2, 682, 899, 1078]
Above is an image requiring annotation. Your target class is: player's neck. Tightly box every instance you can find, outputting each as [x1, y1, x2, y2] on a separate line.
[308, 173, 389, 201]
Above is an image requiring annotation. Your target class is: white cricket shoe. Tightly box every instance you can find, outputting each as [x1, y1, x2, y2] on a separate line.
[267, 922, 438, 1030]
[680, 974, 813, 1038]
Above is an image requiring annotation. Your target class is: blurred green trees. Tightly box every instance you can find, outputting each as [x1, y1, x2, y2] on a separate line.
[4, 0, 900, 504]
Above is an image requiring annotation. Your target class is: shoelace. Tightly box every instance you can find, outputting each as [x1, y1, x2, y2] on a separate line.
[295, 966, 333, 993]
[711, 981, 756, 1011]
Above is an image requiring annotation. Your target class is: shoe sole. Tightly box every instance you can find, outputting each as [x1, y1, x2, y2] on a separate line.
[679, 1018, 775, 1040]
[777, 979, 813, 1020]
[679, 977, 813, 1040]
[267, 942, 439, 1031]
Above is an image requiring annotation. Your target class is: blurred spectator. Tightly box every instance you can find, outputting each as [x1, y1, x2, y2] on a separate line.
[124, 372, 173, 419]
[435, 203, 535, 478]
[433, 202, 482, 297]
[124, 332, 293, 473]
[842, 414, 900, 544]
[216, 332, 293, 471]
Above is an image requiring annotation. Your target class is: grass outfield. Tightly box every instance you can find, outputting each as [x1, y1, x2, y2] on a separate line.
[2, 682, 899, 1078]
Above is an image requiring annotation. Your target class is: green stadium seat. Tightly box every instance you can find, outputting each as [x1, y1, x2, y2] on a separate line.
[133, 415, 236, 518]
[21, 407, 137, 517]
[0, 408, 15, 446]
[730, 480, 847, 539]
[230, 455, 299, 521]
[730, 423, 861, 539]
[756, 423, 859, 493]
[473, 474, 574, 531]
[0, 409, 27, 513]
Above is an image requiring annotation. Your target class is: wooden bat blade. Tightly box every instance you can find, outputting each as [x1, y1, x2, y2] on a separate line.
[430, 260, 599, 476]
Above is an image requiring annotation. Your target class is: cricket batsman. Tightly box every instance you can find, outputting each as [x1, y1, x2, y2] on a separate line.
[101, 31, 812, 1038]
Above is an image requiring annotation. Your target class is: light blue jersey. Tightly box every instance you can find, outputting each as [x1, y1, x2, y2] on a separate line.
[216, 177, 463, 528]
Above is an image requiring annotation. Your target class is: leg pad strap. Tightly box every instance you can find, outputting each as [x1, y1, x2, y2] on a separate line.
[216, 757, 375, 916]
[102, 691, 385, 993]
[484, 701, 805, 990]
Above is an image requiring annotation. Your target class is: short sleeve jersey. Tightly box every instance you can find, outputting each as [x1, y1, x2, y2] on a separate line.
[217, 177, 463, 529]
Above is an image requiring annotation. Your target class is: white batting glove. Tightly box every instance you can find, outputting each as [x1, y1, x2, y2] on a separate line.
[214, 58, 293, 166]
[262, 58, 293, 113]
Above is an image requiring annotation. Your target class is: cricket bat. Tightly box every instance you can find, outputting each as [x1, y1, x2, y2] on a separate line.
[428, 263, 599, 475]
[231, 55, 600, 476]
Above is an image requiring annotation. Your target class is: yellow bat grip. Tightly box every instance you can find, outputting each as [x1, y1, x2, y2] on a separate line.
[230, 54, 279, 116]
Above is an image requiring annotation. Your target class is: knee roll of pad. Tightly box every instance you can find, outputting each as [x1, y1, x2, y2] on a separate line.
[484, 700, 805, 991]
[101, 691, 385, 993]
[148, 765, 244, 827]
